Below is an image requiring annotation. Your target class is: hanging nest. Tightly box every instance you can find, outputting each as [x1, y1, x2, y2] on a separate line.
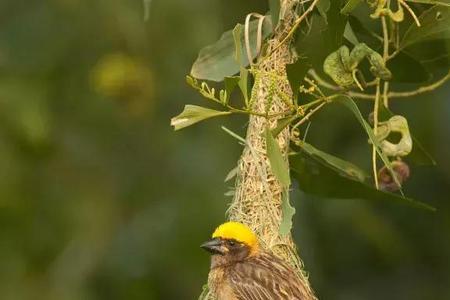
[227, 42, 316, 300]
[202, 1, 316, 299]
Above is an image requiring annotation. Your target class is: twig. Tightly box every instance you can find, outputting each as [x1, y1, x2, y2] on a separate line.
[381, 16, 390, 108]
[389, 71, 450, 97]
[348, 70, 450, 99]
[382, 16, 389, 60]
[372, 80, 381, 190]
[292, 101, 326, 130]
[307, 70, 341, 91]
[387, 49, 400, 61]
[371, 15, 390, 189]
[347, 92, 377, 99]
[229, 107, 293, 118]
[383, 82, 390, 107]
[309, 69, 450, 100]
[304, 77, 326, 98]
[222, 126, 247, 144]
[399, 0, 421, 27]
[366, 79, 379, 87]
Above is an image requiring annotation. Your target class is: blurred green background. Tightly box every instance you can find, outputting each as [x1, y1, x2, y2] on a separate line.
[0, 1, 449, 299]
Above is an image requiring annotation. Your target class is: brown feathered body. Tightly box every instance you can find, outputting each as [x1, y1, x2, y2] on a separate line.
[208, 250, 311, 300]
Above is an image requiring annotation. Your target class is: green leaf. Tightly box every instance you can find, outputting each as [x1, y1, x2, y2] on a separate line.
[224, 76, 240, 104]
[286, 58, 311, 100]
[190, 18, 272, 82]
[295, 15, 329, 73]
[334, 96, 403, 192]
[298, 141, 369, 182]
[387, 51, 431, 83]
[238, 67, 250, 105]
[265, 128, 291, 187]
[171, 105, 231, 130]
[232, 24, 243, 66]
[272, 115, 299, 137]
[224, 76, 240, 100]
[279, 191, 296, 236]
[344, 22, 360, 45]
[410, 137, 437, 165]
[296, 3, 343, 65]
[317, 0, 331, 21]
[404, 39, 450, 67]
[347, 16, 381, 49]
[269, 0, 281, 28]
[341, 0, 363, 15]
[290, 152, 436, 211]
[324, 0, 348, 50]
[406, 0, 450, 7]
[400, 6, 450, 49]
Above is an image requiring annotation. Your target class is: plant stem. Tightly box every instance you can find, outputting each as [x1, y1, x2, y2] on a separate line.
[229, 106, 294, 118]
[292, 101, 326, 130]
[310, 68, 450, 100]
[372, 15, 390, 189]
[373, 81, 381, 190]
[381, 16, 390, 108]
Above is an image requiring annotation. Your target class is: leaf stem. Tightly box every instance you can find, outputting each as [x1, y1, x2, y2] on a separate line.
[373, 80, 381, 190]
[292, 101, 326, 130]
[347, 70, 450, 99]
[381, 16, 390, 108]
[399, 0, 421, 27]
[228, 106, 294, 118]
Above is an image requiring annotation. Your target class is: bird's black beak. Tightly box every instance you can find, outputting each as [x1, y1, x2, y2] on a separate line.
[200, 238, 226, 255]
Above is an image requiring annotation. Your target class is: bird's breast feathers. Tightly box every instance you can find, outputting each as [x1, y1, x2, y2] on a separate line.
[209, 252, 310, 300]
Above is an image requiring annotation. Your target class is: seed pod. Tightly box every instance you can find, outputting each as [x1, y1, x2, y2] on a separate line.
[378, 160, 410, 192]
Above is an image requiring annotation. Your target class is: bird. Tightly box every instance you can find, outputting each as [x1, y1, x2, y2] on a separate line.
[201, 221, 313, 299]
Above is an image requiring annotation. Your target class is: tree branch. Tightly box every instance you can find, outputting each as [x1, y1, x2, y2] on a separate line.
[309, 69, 450, 100]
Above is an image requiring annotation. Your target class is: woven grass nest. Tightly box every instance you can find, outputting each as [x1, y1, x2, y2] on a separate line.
[202, 2, 316, 299]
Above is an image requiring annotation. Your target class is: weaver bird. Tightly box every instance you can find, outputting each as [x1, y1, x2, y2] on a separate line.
[201, 221, 313, 299]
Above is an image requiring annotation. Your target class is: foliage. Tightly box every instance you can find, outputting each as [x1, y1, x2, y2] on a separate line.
[0, 0, 449, 299]
[173, 0, 450, 228]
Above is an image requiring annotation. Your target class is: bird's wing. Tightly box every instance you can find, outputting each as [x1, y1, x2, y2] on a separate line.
[229, 275, 273, 300]
[228, 253, 307, 300]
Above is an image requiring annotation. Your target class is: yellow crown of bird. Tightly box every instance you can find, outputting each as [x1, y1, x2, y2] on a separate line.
[212, 221, 258, 250]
